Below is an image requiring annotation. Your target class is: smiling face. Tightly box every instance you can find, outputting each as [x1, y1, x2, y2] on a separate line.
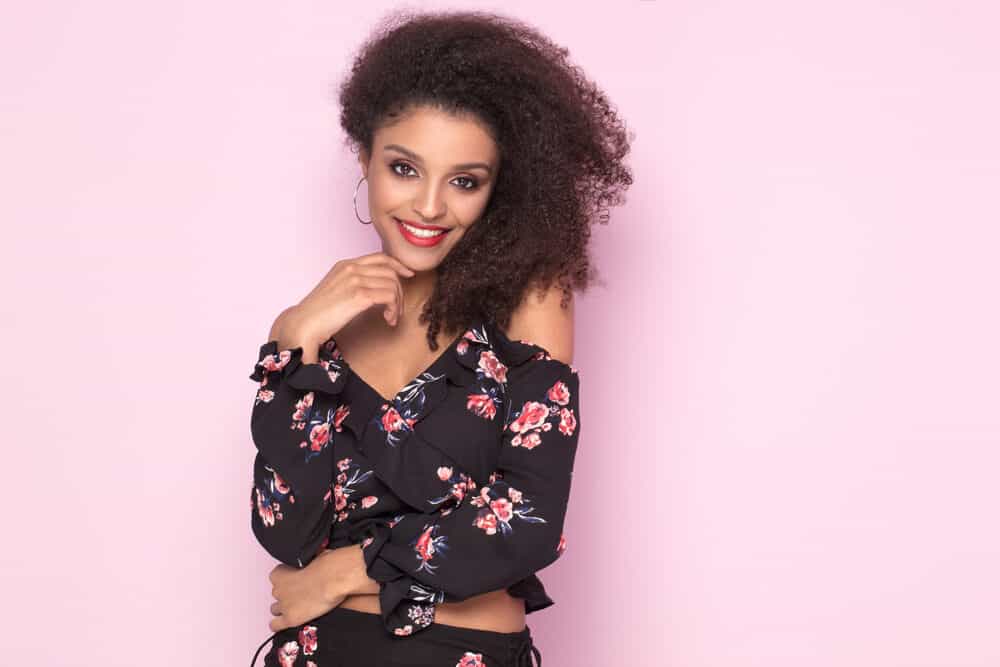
[358, 105, 500, 272]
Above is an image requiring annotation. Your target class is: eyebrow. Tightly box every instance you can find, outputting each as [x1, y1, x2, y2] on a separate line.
[383, 144, 493, 175]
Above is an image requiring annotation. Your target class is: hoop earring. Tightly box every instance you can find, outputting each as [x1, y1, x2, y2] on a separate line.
[354, 176, 372, 224]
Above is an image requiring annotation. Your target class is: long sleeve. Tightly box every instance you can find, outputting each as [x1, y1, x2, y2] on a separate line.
[360, 355, 581, 636]
[248, 337, 351, 568]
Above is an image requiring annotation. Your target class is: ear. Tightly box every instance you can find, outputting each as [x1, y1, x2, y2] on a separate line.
[358, 147, 370, 179]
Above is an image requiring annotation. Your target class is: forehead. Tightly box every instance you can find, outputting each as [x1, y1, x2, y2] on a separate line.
[375, 106, 498, 163]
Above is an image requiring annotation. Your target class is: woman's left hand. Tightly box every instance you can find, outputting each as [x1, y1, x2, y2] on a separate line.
[267, 544, 370, 632]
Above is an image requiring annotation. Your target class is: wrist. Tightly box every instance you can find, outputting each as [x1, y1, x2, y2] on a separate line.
[321, 544, 379, 601]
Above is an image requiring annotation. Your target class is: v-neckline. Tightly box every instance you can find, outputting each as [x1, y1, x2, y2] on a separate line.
[337, 327, 469, 405]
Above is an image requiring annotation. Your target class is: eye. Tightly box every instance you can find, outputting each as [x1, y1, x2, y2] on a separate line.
[390, 161, 417, 178]
[389, 161, 480, 191]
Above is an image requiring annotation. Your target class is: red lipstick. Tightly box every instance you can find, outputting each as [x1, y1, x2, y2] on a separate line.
[394, 217, 451, 247]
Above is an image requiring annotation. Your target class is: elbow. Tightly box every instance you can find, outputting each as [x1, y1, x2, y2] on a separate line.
[250, 511, 303, 568]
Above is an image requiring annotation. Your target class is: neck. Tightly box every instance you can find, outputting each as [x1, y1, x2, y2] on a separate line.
[399, 267, 437, 317]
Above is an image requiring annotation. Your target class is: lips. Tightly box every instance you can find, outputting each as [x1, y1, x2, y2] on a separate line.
[394, 217, 451, 247]
[395, 218, 448, 231]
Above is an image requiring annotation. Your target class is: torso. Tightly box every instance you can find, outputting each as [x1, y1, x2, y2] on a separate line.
[332, 310, 527, 633]
[338, 589, 527, 633]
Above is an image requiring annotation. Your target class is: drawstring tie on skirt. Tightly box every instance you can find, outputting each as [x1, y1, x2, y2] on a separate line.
[250, 631, 276, 667]
[513, 632, 542, 667]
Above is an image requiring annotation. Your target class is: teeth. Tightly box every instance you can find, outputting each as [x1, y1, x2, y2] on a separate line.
[399, 220, 445, 238]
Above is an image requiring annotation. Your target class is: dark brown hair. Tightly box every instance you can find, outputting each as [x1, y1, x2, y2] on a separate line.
[336, 9, 634, 350]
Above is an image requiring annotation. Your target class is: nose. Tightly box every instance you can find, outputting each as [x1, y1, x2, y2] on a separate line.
[412, 180, 447, 222]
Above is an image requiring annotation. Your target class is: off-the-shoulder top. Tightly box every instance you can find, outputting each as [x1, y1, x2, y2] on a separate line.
[247, 318, 582, 648]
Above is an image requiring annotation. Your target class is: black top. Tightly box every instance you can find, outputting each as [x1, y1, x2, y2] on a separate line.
[248, 318, 582, 638]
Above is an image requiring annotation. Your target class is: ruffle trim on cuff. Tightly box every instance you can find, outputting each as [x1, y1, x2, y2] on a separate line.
[361, 523, 442, 637]
[249, 338, 351, 395]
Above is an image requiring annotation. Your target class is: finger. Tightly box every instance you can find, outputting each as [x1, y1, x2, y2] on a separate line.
[357, 251, 415, 278]
[356, 285, 401, 323]
[353, 266, 405, 318]
[356, 277, 403, 322]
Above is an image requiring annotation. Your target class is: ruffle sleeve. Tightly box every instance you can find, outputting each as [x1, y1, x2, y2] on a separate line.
[359, 343, 581, 637]
[249, 337, 352, 567]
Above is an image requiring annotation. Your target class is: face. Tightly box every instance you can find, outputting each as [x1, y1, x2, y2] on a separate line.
[358, 105, 500, 272]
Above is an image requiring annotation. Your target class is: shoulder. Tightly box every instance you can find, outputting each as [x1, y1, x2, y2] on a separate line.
[502, 282, 575, 366]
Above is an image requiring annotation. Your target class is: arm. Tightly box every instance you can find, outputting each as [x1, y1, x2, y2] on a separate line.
[249, 332, 351, 568]
[359, 355, 582, 636]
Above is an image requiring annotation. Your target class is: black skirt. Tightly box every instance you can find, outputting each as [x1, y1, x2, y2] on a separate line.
[252, 606, 542, 667]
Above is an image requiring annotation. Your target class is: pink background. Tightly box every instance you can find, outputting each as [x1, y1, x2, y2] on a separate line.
[4, 2, 998, 665]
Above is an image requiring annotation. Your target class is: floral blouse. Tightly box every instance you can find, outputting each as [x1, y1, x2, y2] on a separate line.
[248, 318, 582, 641]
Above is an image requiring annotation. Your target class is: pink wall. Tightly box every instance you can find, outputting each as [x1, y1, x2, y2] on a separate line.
[4, 1, 998, 665]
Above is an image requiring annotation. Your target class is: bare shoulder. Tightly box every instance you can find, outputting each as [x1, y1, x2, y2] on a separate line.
[505, 282, 575, 365]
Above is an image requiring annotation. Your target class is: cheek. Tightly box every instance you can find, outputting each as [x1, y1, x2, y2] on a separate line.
[454, 191, 492, 224]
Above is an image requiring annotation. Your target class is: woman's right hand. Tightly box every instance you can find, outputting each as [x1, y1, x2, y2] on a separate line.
[271, 251, 416, 359]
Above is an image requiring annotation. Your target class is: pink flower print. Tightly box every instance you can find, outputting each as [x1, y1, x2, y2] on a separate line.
[413, 524, 448, 574]
[337, 510, 348, 522]
[277, 640, 299, 667]
[291, 392, 315, 426]
[255, 388, 275, 404]
[262, 350, 293, 374]
[307, 662, 317, 667]
[518, 432, 543, 450]
[298, 625, 318, 655]
[381, 405, 410, 434]
[302, 421, 331, 453]
[547, 380, 571, 406]
[474, 508, 499, 535]
[333, 484, 347, 511]
[337, 457, 352, 471]
[508, 401, 551, 446]
[466, 392, 497, 420]
[394, 624, 414, 636]
[333, 403, 351, 431]
[490, 497, 514, 522]
[336, 471, 347, 484]
[477, 350, 509, 383]
[457, 338, 469, 355]
[457, 652, 486, 667]
[508, 487, 523, 504]
[438, 466, 453, 481]
[361, 495, 378, 509]
[558, 407, 577, 436]
[469, 485, 492, 507]
[557, 533, 567, 555]
[362, 535, 374, 549]
[254, 487, 276, 526]
[273, 471, 291, 495]
[450, 480, 469, 503]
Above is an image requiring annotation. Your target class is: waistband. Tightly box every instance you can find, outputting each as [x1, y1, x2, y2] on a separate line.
[249, 611, 543, 667]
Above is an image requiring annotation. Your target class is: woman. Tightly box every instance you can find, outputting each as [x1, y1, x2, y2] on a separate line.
[248, 9, 632, 666]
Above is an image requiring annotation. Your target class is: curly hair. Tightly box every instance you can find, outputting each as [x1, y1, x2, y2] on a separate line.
[335, 9, 634, 351]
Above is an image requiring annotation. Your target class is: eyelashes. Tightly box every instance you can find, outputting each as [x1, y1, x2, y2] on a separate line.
[389, 161, 480, 191]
